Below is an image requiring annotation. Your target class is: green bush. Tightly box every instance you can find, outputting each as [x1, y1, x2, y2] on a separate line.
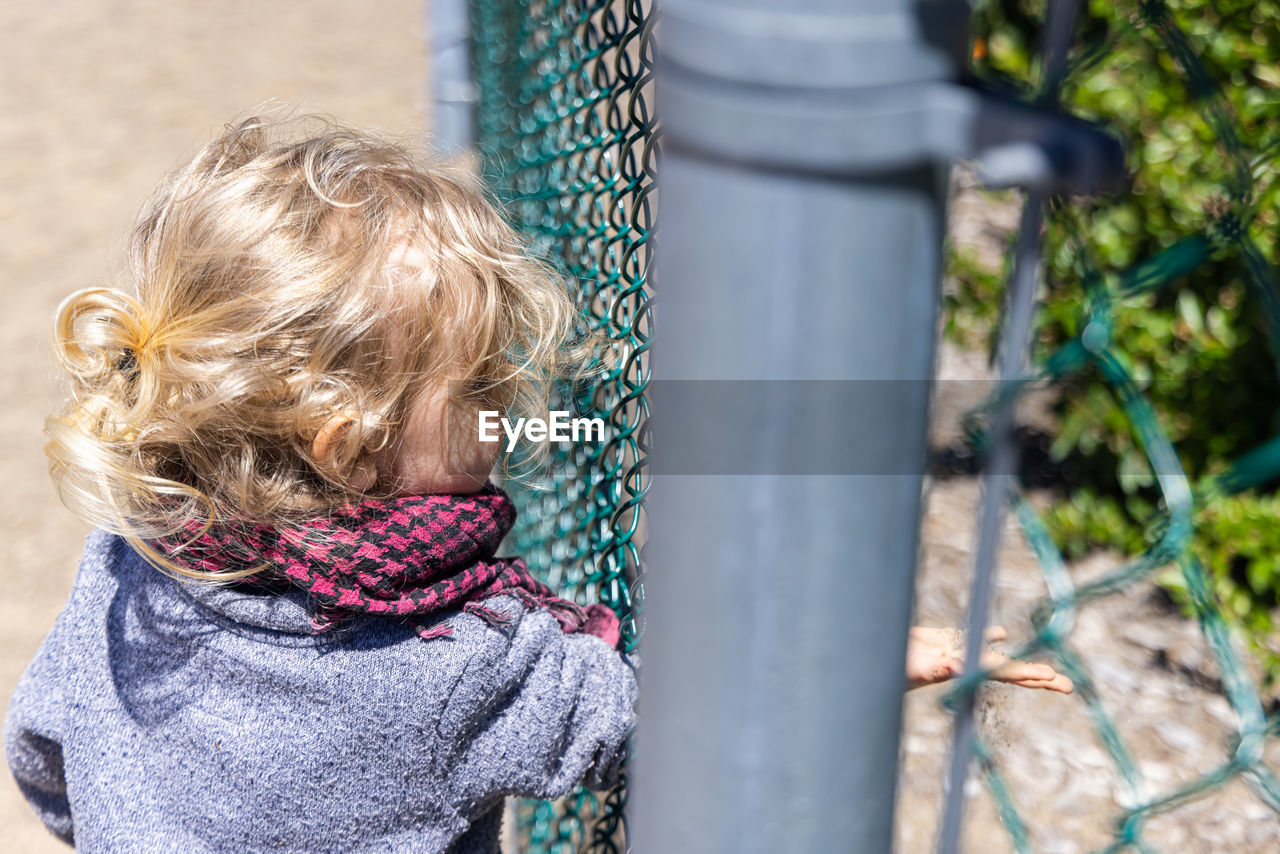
[948, 0, 1280, 682]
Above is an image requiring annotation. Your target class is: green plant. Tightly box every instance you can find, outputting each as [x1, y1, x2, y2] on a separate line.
[947, 0, 1280, 684]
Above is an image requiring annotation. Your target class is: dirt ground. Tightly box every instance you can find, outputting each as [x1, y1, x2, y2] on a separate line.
[0, 2, 425, 849]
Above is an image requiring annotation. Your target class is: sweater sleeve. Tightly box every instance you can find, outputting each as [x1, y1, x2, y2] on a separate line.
[445, 608, 640, 809]
[3, 612, 73, 846]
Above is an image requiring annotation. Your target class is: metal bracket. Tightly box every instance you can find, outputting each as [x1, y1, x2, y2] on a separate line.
[659, 68, 1126, 194]
[658, 0, 1126, 194]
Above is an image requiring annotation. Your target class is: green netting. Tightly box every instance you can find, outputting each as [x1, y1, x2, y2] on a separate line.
[469, 0, 654, 850]
[943, 1, 1280, 851]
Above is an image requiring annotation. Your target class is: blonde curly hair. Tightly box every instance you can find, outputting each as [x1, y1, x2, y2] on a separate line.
[45, 114, 590, 579]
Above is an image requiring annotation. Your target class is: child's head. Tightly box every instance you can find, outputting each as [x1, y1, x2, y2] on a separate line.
[46, 113, 587, 559]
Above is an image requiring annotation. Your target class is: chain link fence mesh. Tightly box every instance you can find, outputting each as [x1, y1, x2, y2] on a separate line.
[470, 0, 654, 849]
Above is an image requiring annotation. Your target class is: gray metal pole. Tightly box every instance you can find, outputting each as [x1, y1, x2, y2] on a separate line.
[426, 0, 475, 154]
[634, 1, 965, 851]
[938, 3, 1082, 851]
[634, 0, 1123, 848]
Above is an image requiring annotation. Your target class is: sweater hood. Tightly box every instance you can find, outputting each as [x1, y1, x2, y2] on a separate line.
[121, 539, 345, 636]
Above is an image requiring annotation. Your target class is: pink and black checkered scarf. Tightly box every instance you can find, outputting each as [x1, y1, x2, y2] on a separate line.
[148, 486, 620, 647]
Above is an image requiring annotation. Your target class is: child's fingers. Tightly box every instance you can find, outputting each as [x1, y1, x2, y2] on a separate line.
[977, 646, 1017, 673]
[909, 656, 963, 688]
[1040, 674, 1074, 693]
[936, 658, 964, 682]
[943, 653, 1074, 694]
[989, 660, 1057, 683]
[992, 660, 1073, 693]
[957, 652, 1050, 682]
[950, 637, 1074, 694]
[1003, 673, 1075, 694]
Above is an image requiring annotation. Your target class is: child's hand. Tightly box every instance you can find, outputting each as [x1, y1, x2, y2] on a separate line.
[905, 626, 1074, 694]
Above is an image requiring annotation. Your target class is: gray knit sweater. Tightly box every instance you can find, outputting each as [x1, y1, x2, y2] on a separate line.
[4, 529, 638, 852]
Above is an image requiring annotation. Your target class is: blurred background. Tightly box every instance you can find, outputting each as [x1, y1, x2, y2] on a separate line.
[0, 2, 425, 847]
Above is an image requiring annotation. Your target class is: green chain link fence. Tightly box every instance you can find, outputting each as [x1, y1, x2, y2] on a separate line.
[943, 1, 1280, 851]
[470, 0, 654, 849]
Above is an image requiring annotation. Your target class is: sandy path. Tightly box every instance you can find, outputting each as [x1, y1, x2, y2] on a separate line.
[0, 2, 425, 847]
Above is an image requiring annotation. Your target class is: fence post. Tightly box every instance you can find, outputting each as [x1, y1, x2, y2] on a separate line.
[426, 0, 474, 155]
[633, 0, 969, 851]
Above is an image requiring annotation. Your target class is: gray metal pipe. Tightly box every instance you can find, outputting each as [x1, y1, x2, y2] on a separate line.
[426, 0, 475, 154]
[633, 0, 964, 850]
[939, 3, 1084, 851]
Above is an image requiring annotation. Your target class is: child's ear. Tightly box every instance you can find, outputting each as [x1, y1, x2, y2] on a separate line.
[312, 413, 354, 463]
[312, 414, 378, 492]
